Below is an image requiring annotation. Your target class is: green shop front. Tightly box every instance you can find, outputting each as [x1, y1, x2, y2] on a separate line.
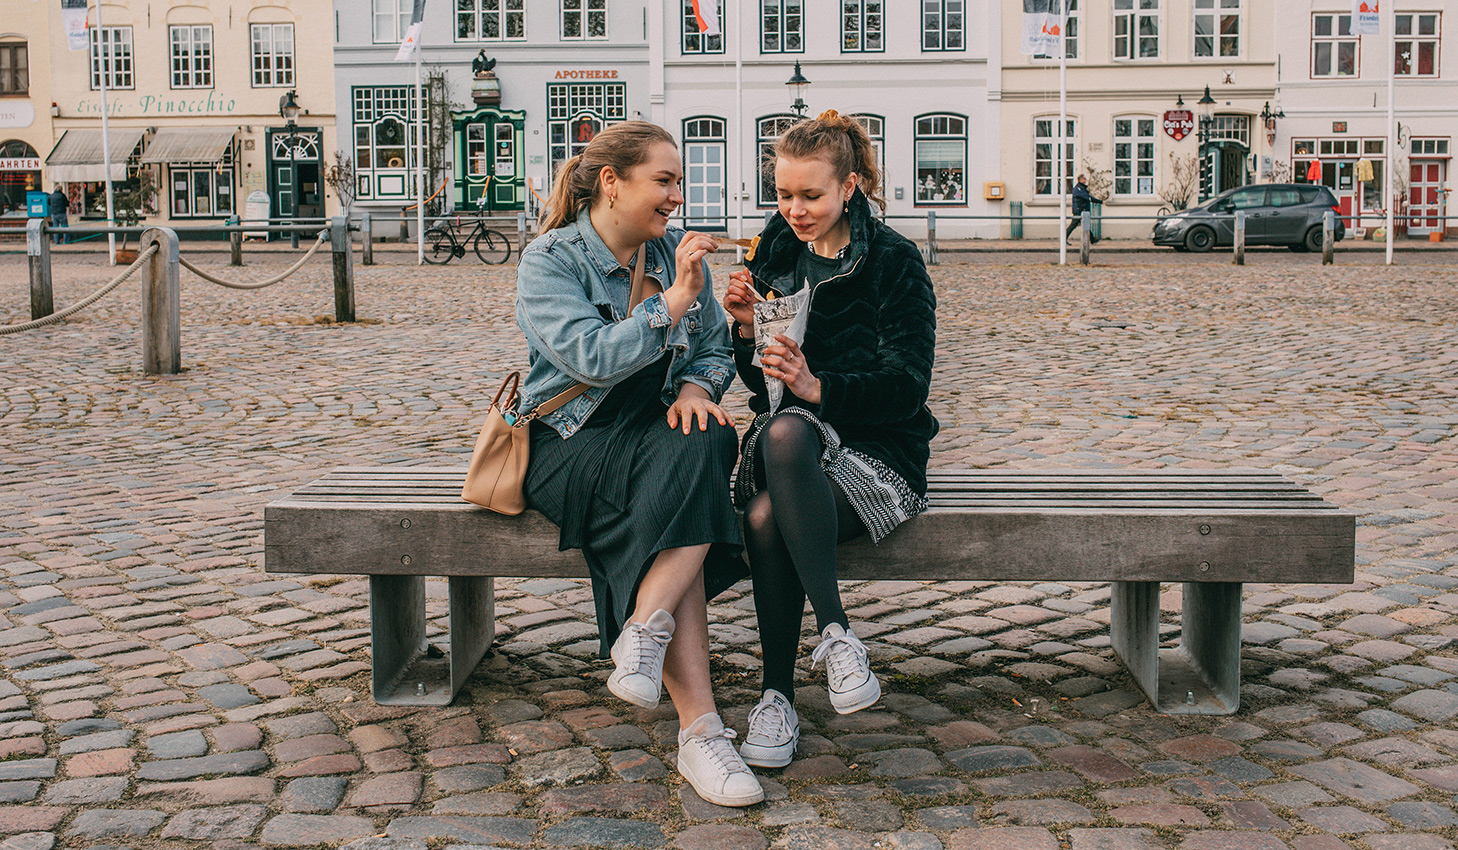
[452, 107, 524, 212]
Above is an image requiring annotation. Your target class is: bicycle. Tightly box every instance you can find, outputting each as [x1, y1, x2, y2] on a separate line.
[424, 195, 513, 265]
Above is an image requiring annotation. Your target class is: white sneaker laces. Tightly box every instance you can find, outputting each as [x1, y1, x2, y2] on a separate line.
[812, 628, 869, 688]
[690, 725, 745, 772]
[747, 697, 792, 742]
[619, 622, 672, 674]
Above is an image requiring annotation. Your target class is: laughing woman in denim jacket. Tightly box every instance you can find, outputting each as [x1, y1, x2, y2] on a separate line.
[515, 122, 762, 807]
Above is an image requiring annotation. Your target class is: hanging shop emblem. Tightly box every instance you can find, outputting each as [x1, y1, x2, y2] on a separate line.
[1163, 110, 1195, 142]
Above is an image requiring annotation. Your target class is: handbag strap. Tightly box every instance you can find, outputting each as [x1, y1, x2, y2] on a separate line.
[518, 245, 651, 425]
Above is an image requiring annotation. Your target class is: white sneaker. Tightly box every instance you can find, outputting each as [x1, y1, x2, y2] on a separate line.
[607, 609, 674, 709]
[677, 712, 764, 807]
[811, 622, 881, 714]
[739, 689, 800, 768]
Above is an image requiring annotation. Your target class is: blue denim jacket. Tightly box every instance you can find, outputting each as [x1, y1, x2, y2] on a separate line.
[516, 216, 735, 438]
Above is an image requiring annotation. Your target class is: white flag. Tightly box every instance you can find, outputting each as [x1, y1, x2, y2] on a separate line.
[61, 0, 88, 51]
[394, 0, 427, 61]
[691, 0, 721, 37]
[1021, 0, 1066, 56]
[1352, 0, 1379, 35]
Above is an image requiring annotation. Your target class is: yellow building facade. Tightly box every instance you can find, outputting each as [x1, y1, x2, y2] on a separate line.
[1, 0, 56, 218]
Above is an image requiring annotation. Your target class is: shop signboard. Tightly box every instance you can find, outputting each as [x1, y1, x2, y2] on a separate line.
[242, 190, 271, 240]
[1163, 110, 1194, 142]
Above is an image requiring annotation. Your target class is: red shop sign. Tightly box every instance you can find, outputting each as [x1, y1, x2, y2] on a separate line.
[1163, 110, 1195, 141]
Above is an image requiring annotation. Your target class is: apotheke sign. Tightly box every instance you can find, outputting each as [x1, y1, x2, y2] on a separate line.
[76, 92, 240, 116]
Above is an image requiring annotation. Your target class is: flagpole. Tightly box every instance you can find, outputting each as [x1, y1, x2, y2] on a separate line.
[416, 41, 425, 265]
[733, 3, 743, 262]
[1385, 0, 1395, 265]
[1058, 7, 1067, 266]
[94, 0, 116, 265]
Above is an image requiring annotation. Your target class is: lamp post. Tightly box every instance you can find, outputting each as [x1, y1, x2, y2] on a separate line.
[279, 90, 301, 248]
[1259, 101, 1284, 147]
[1196, 85, 1217, 202]
[786, 62, 810, 118]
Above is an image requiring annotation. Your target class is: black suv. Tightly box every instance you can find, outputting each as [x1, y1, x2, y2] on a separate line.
[1152, 183, 1346, 253]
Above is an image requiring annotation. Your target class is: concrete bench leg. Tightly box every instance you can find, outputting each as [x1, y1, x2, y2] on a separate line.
[368, 575, 495, 706]
[1110, 581, 1242, 715]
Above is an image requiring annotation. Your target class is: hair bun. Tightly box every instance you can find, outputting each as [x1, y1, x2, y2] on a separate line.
[816, 109, 842, 124]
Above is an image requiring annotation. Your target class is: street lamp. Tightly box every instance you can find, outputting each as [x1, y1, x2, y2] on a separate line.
[786, 62, 810, 119]
[279, 90, 301, 248]
[1259, 101, 1285, 147]
[1196, 85, 1217, 201]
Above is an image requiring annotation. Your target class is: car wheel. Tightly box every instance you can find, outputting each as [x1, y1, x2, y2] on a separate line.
[1184, 227, 1215, 253]
[1303, 226, 1324, 253]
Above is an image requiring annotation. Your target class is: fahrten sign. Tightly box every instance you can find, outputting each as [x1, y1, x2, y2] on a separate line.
[1163, 110, 1195, 141]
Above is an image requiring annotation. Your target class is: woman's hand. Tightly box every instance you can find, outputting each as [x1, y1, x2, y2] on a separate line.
[666, 383, 730, 434]
[762, 335, 821, 404]
[672, 231, 718, 298]
[723, 269, 759, 330]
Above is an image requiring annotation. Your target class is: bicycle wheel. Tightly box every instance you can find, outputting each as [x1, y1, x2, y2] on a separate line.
[474, 228, 512, 264]
[423, 227, 456, 264]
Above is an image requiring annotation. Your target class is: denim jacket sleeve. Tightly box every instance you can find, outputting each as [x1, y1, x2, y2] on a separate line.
[674, 276, 735, 403]
[516, 247, 674, 387]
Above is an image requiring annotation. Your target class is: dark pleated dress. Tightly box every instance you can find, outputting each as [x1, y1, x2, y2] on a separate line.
[525, 355, 747, 657]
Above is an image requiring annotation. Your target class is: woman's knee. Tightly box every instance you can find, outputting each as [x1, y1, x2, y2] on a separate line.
[759, 414, 820, 467]
[743, 492, 778, 541]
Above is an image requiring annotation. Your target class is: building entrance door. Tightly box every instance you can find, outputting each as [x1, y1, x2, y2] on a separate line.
[267, 128, 322, 220]
[682, 117, 726, 230]
[1409, 160, 1446, 235]
[452, 107, 526, 212]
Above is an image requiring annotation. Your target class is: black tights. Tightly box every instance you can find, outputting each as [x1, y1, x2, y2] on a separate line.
[745, 414, 867, 701]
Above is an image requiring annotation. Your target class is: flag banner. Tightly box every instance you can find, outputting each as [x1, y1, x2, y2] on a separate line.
[1021, 0, 1066, 56]
[62, 0, 88, 51]
[692, 0, 721, 37]
[1352, 0, 1379, 34]
[395, 0, 427, 61]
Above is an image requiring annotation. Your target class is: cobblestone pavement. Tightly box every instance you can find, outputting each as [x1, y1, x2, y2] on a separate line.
[1, 253, 1457, 850]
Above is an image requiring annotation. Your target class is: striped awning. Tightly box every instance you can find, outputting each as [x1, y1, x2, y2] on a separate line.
[139, 127, 236, 164]
[44, 128, 146, 183]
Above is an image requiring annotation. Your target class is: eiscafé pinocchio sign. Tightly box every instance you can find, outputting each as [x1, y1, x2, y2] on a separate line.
[1164, 110, 1195, 142]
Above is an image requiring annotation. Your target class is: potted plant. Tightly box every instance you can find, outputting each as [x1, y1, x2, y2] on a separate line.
[112, 168, 158, 262]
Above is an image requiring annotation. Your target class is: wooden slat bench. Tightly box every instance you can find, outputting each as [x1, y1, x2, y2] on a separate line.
[264, 468, 1354, 715]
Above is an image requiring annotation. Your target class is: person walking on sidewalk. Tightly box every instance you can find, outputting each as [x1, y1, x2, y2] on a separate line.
[1066, 174, 1099, 244]
[48, 186, 69, 244]
[722, 110, 939, 769]
[515, 121, 762, 807]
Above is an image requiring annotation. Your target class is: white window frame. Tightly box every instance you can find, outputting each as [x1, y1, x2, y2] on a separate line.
[1311, 13, 1358, 78]
[373, 0, 411, 44]
[682, 0, 724, 54]
[169, 151, 235, 219]
[250, 23, 294, 88]
[1113, 116, 1156, 197]
[1114, 0, 1160, 60]
[761, 0, 804, 54]
[1395, 12, 1440, 77]
[562, 0, 607, 40]
[1034, 117, 1077, 198]
[914, 113, 967, 206]
[921, 0, 965, 52]
[757, 114, 799, 206]
[841, 0, 884, 53]
[851, 113, 886, 183]
[682, 116, 727, 229]
[1033, 0, 1079, 61]
[89, 26, 133, 91]
[455, 0, 526, 42]
[170, 25, 213, 90]
[1411, 138, 1449, 157]
[1193, 0, 1240, 59]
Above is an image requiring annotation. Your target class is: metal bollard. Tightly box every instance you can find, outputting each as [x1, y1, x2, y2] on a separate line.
[1079, 211, 1091, 265]
[1323, 211, 1335, 265]
[141, 228, 182, 376]
[331, 216, 356, 323]
[229, 215, 242, 266]
[361, 212, 373, 266]
[1233, 211, 1246, 266]
[27, 218, 54, 320]
[926, 210, 938, 266]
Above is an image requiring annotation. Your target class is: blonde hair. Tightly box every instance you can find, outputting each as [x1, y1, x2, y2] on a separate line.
[540, 121, 677, 232]
[774, 109, 887, 212]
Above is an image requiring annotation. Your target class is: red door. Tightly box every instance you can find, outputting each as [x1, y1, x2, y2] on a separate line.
[1409, 162, 1444, 234]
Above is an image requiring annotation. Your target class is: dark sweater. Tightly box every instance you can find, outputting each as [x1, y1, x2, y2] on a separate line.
[732, 190, 939, 495]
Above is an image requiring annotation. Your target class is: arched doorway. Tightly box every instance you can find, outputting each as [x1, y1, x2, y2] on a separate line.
[0, 140, 42, 213]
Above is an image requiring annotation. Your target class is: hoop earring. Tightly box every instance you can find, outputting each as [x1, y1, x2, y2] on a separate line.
[609, 194, 615, 209]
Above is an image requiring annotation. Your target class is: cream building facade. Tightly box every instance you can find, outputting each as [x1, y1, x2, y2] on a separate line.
[39, 0, 338, 228]
[999, 0, 1278, 239]
[1, 0, 55, 218]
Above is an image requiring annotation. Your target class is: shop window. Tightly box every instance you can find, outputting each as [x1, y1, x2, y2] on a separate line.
[1113, 117, 1156, 196]
[1034, 117, 1077, 197]
[170, 148, 235, 218]
[562, 0, 606, 40]
[547, 82, 626, 180]
[251, 24, 294, 87]
[1318, 139, 1358, 157]
[1312, 14, 1357, 77]
[0, 42, 28, 95]
[1114, 0, 1160, 60]
[1395, 13, 1439, 77]
[170, 25, 212, 89]
[457, 0, 525, 41]
[1034, 0, 1079, 60]
[850, 114, 885, 183]
[0, 139, 41, 213]
[682, 0, 724, 54]
[757, 114, 798, 206]
[842, 0, 883, 52]
[90, 27, 133, 90]
[352, 86, 421, 199]
[762, 0, 803, 53]
[1194, 0, 1239, 58]
[922, 0, 965, 51]
[914, 113, 966, 205]
[1412, 139, 1449, 156]
[1363, 139, 1385, 156]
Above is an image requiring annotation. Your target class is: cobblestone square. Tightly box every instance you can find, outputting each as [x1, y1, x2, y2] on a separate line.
[1, 251, 1457, 849]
